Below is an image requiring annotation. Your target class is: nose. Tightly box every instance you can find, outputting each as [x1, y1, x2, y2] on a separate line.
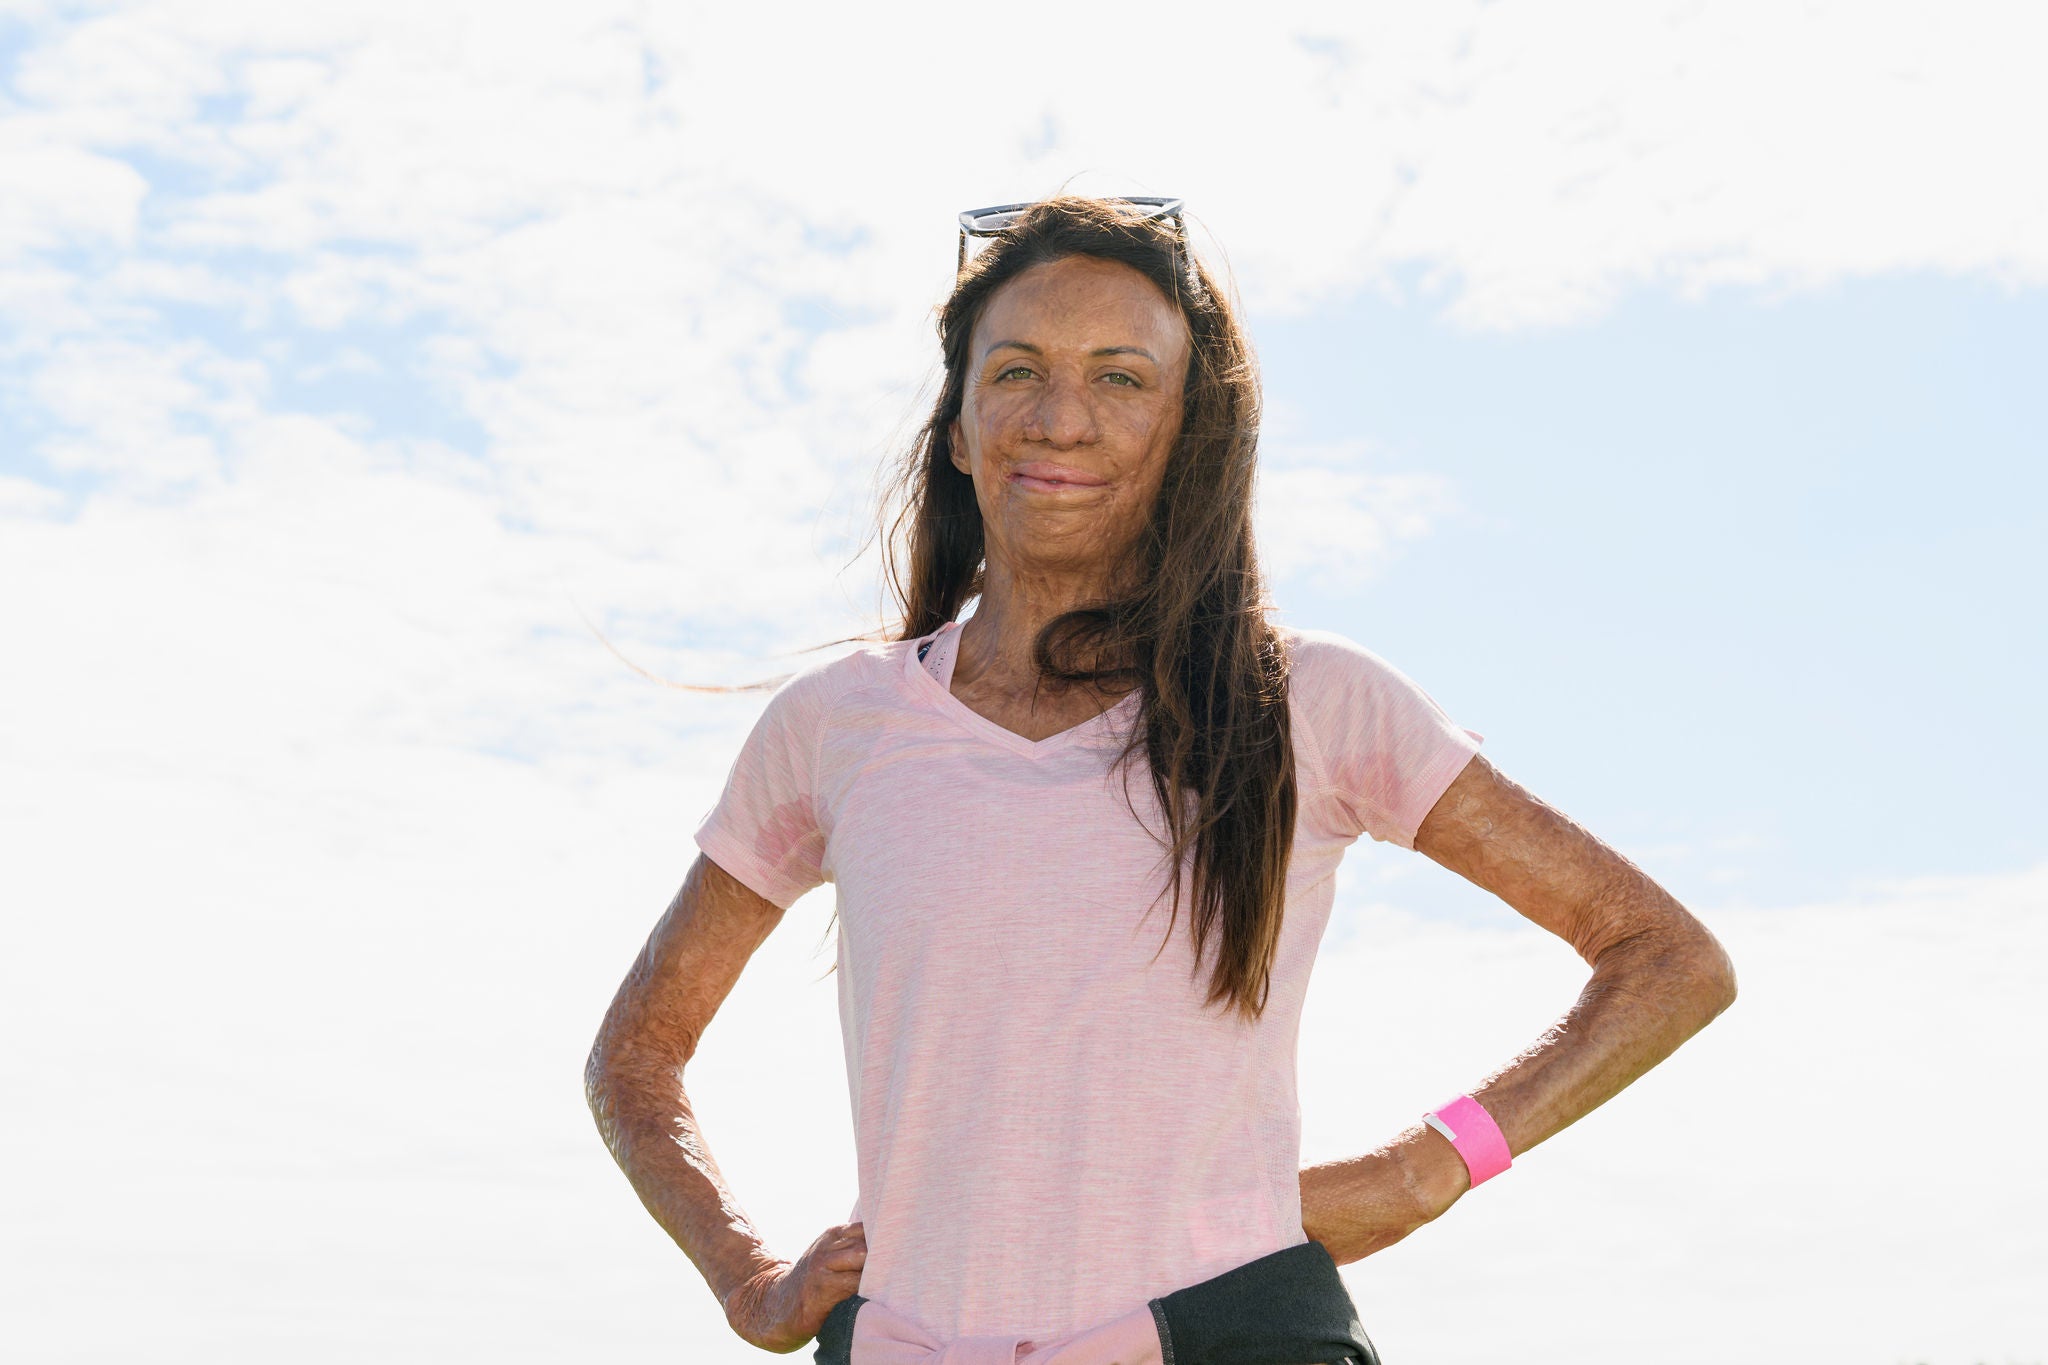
[1024, 370, 1100, 448]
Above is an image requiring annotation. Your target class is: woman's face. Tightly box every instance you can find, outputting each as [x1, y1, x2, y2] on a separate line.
[950, 254, 1191, 581]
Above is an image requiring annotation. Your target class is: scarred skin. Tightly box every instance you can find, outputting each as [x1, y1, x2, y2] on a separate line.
[1299, 754, 1739, 1266]
[585, 852, 860, 1354]
[942, 252, 1192, 732]
[584, 253, 1738, 1350]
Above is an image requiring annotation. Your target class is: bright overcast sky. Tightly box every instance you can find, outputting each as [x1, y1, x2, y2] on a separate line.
[2, 2, 2043, 1361]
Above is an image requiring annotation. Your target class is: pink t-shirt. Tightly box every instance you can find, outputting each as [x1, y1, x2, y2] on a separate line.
[692, 619, 1483, 1349]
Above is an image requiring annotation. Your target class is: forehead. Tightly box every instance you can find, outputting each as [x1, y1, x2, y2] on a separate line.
[972, 255, 1189, 359]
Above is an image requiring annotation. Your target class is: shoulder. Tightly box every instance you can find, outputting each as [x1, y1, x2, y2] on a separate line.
[1272, 621, 1485, 847]
[1274, 620, 1472, 759]
[1274, 622, 1405, 692]
[756, 632, 907, 720]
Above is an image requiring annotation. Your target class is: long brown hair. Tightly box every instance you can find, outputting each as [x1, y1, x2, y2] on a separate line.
[850, 195, 1298, 1025]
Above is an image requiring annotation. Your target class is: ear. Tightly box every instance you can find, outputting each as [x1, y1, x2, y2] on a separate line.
[948, 417, 969, 476]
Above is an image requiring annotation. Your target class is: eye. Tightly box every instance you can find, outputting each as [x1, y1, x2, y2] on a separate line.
[996, 365, 1036, 381]
[1103, 372, 1139, 387]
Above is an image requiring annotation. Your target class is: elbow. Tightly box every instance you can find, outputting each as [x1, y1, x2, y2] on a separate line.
[584, 1025, 692, 1134]
[1599, 925, 1739, 1019]
[584, 1026, 638, 1120]
[1692, 930, 1739, 1013]
[1654, 914, 1740, 1017]
[1696, 971, 1738, 1025]
[584, 1035, 639, 1158]
[1712, 959, 1739, 1013]
[1688, 946, 1738, 1022]
[584, 1037, 613, 1120]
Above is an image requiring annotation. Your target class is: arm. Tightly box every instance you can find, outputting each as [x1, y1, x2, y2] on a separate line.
[584, 852, 792, 1317]
[1300, 752, 1739, 1264]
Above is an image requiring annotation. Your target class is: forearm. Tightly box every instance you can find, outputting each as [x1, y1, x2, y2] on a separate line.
[1306, 929, 1737, 1262]
[1417, 927, 1733, 1194]
[585, 1054, 782, 1311]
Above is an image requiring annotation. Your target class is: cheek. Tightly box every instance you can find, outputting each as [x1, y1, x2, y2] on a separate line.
[1122, 401, 1181, 457]
[975, 391, 1033, 433]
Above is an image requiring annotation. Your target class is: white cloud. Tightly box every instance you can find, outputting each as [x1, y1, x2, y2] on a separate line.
[0, 472, 63, 514]
[1255, 443, 1465, 591]
[7, 0, 2041, 613]
[0, 133, 146, 254]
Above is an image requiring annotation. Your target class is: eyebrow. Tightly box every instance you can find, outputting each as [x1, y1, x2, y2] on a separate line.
[983, 340, 1159, 363]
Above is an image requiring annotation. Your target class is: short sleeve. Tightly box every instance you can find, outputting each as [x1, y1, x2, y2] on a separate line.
[691, 666, 833, 910]
[1289, 629, 1485, 850]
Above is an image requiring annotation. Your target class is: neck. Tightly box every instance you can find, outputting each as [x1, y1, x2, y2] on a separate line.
[955, 555, 1125, 693]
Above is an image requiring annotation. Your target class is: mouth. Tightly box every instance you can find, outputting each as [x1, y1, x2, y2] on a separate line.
[1008, 463, 1106, 493]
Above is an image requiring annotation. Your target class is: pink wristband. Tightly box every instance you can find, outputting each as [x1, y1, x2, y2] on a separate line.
[1424, 1094, 1512, 1187]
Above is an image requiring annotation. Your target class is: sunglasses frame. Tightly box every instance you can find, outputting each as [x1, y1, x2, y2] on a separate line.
[956, 196, 1186, 274]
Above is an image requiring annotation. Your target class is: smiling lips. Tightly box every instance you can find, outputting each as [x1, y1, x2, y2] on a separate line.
[1009, 461, 1106, 492]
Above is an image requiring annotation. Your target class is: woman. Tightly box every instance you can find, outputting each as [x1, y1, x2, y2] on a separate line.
[585, 196, 1739, 1364]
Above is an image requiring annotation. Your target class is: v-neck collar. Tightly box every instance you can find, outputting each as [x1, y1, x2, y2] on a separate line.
[904, 620, 1142, 759]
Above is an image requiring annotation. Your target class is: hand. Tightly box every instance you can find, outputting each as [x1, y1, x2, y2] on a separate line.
[723, 1220, 867, 1353]
[1300, 1129, 1467, 1267]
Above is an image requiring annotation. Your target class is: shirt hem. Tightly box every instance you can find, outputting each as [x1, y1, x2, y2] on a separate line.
[693, 820, 810, 910]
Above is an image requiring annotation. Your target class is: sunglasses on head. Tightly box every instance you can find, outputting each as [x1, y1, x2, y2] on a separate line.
[955, 196, 1186, 274]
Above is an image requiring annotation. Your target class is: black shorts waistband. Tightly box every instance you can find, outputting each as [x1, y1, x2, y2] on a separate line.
[814, 1238, 1379, 1365]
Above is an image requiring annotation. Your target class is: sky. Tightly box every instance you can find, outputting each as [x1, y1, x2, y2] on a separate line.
[1, 1, 2043, 1361]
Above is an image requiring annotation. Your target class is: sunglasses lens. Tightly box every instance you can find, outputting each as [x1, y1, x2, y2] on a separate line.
[968, 209, 1030, 234]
